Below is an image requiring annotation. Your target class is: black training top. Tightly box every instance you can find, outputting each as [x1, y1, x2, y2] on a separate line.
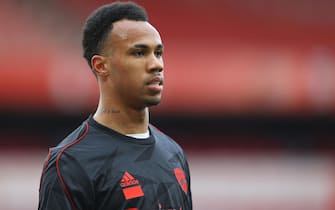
[38, 116, 192, 210]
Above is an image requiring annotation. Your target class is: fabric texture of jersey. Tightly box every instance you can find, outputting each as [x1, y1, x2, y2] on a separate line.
[38, 115, 192, 210]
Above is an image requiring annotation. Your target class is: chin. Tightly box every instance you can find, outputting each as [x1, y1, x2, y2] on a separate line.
[145, 97, 161, 107]
[146, 100, 161, 107]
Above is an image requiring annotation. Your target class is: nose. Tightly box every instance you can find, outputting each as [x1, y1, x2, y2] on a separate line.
[147, 54, 163, 73]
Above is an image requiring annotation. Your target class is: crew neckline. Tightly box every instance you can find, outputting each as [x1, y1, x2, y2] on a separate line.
[126, 130, 150, 139]
[88, 115, 155, 145]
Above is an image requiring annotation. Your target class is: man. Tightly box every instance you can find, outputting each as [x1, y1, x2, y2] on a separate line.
[38, 1, 192, 210]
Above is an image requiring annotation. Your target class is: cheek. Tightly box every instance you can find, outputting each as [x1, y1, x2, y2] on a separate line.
[126, 72, 144, 89]
[121, 63, 145, 83]
[110, 58, 145, 88]
[116, 68, 144, 91]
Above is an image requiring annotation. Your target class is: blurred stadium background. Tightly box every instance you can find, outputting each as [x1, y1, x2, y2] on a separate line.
[1, 0, 335, 209]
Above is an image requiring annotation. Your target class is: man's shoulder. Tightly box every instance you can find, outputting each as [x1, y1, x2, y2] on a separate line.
[44, 120, 90, 166]
[56, 120, 89, 148]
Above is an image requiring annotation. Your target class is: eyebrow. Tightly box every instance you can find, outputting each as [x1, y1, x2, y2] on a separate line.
[132, 44, 164, 49]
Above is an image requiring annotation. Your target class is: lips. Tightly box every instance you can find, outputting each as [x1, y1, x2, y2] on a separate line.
[146, 76, 163, 92]
[146, 76, 163, 86]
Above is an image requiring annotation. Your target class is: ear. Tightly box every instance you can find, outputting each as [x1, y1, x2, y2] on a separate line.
[91, 55, 109, 77]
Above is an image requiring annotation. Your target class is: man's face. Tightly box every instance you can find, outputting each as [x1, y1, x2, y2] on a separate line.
[103, 19, 164, 110]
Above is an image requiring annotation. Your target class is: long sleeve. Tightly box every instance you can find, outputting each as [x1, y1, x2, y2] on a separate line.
[38, 149, 94, 210]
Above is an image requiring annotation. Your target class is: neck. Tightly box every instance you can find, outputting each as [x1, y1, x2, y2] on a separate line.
[93, 101, 149, 135]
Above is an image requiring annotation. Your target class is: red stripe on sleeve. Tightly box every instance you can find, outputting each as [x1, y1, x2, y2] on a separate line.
[56, 121, 89, 210]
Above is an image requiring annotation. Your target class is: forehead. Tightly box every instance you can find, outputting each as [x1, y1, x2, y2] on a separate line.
[109, 19, 162, 48]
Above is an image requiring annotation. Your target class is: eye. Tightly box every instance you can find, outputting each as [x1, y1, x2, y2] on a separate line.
[155, 50, 163, 58]
[132, 50, 146, 57]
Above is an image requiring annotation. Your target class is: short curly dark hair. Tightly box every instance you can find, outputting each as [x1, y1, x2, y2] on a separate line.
[82, 1, 148, 68]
